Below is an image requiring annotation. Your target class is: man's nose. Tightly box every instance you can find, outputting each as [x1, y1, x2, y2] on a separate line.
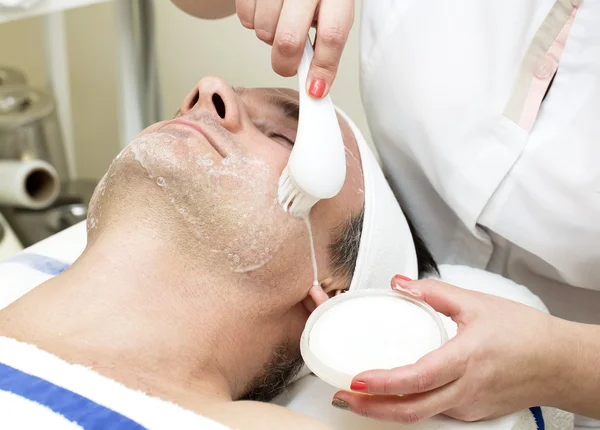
[179, 77, 242, 132]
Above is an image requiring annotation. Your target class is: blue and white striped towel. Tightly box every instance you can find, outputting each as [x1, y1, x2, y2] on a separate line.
[0, 336, 230, 430]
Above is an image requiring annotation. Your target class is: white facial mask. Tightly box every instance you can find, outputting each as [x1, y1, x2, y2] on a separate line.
[97, 111, 299, 273]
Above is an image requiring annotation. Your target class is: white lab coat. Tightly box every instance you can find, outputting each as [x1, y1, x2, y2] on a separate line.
[360, 0, 600, 327]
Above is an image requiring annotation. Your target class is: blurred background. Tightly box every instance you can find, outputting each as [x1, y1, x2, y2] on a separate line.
[0, 0, 368, 258]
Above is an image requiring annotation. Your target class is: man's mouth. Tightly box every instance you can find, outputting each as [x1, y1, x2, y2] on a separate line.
[162, 119, 227, 158]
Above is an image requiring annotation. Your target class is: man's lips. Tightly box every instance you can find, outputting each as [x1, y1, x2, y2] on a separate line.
[163, 119, 227, 157]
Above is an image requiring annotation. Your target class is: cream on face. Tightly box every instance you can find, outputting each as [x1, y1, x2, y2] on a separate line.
[125, 111, 298, 273]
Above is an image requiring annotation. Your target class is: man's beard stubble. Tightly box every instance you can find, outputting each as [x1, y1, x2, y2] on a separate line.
[238, 342, 304, 402]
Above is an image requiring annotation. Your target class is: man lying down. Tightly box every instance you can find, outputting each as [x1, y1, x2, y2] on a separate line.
[0, 77, 571, 429]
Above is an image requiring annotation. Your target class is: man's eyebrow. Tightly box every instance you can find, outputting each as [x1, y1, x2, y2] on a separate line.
[270, 96, 300, 123]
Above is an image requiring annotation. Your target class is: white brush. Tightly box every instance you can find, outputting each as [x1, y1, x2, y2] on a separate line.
[277, 37, 347, 218]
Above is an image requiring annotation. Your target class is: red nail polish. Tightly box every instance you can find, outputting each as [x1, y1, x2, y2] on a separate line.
[394, 275, 412, 282]
[350, 380, 368, 392]
[308, 79, 326, 98]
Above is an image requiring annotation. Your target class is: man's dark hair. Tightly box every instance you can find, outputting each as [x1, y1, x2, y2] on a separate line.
[405, 216, 439, 278]
[329, 207, 438, 288]
[328, 210, 365, 285]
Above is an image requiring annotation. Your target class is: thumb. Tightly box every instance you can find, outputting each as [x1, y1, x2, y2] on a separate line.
[391, 276, 466, 322]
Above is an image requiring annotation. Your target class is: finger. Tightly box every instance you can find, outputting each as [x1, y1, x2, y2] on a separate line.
[352, 338, 467, 395]
[302, 283, 329, 312]
[334, 382, 462, 424]
[302, 295, 317, 313]
[309, 284, 329, 307]
[392, 276, 468, 321]
[272, 0, 319, 77]
[235, 0, 256, 29]
[253, 0, 284, 45]
[389, 275, 424, 299]
[307, 0, 354, 97]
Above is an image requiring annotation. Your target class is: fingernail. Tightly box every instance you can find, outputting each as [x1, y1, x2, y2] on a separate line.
[308, 79, 326, 98]
[350, 380, 368, 392]
[331, 398, 349, 411]
[392, 284, 422, 298]
[392, 275, 422, 297]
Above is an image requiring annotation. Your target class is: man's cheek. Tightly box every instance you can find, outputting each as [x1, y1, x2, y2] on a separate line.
[243, 133, 289, 170]
[259, 145, 290, 174]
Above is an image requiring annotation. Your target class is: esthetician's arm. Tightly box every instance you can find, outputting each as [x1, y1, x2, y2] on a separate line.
[333, 278, 600, 423]
[170, 0, 354, 98]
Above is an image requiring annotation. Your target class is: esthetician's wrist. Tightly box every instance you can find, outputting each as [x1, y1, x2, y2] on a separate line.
[542, 316, 583, 410]
[547, 318, 600, 417]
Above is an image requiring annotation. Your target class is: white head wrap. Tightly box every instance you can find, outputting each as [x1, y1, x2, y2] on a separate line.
[335, 109, 419, 290]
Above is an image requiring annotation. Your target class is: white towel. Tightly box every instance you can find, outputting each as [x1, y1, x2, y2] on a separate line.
[335, 108, 420, 291]
[0, 261, 54, 309]
[0, 211, 22, 260]
[0, 221, 85, 309]
[0, 336, 230, 430]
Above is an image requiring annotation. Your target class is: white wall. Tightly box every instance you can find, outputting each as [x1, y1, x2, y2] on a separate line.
[0, 0, 368, 180]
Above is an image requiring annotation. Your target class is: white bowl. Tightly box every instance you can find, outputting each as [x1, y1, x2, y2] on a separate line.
[301, 290, 449, 391]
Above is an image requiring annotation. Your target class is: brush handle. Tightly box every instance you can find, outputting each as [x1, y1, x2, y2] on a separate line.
[297, 38, 336, 124]
[297, 38, 315, 97]
[289, 37, 347, 200]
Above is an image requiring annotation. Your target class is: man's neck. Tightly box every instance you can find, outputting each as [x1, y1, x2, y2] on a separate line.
[0, 226, 289, 406]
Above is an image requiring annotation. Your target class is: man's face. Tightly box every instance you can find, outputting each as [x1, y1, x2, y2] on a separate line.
[87, 77, 365, 401]
[121, 77, 364, 294]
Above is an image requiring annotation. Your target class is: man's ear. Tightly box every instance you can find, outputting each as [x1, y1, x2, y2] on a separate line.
[302, 277, 349, 313]
[320, 277, 348, 298]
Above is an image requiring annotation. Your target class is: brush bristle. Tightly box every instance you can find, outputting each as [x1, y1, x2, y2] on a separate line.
[277, 167, 319, 217]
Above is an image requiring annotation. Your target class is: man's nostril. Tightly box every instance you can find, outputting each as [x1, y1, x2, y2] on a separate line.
[189, 90, 199, 110]
[212, 93, 226, 119]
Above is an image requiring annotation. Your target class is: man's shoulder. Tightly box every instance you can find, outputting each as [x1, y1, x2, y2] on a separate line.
[211, 400, 333, 430]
